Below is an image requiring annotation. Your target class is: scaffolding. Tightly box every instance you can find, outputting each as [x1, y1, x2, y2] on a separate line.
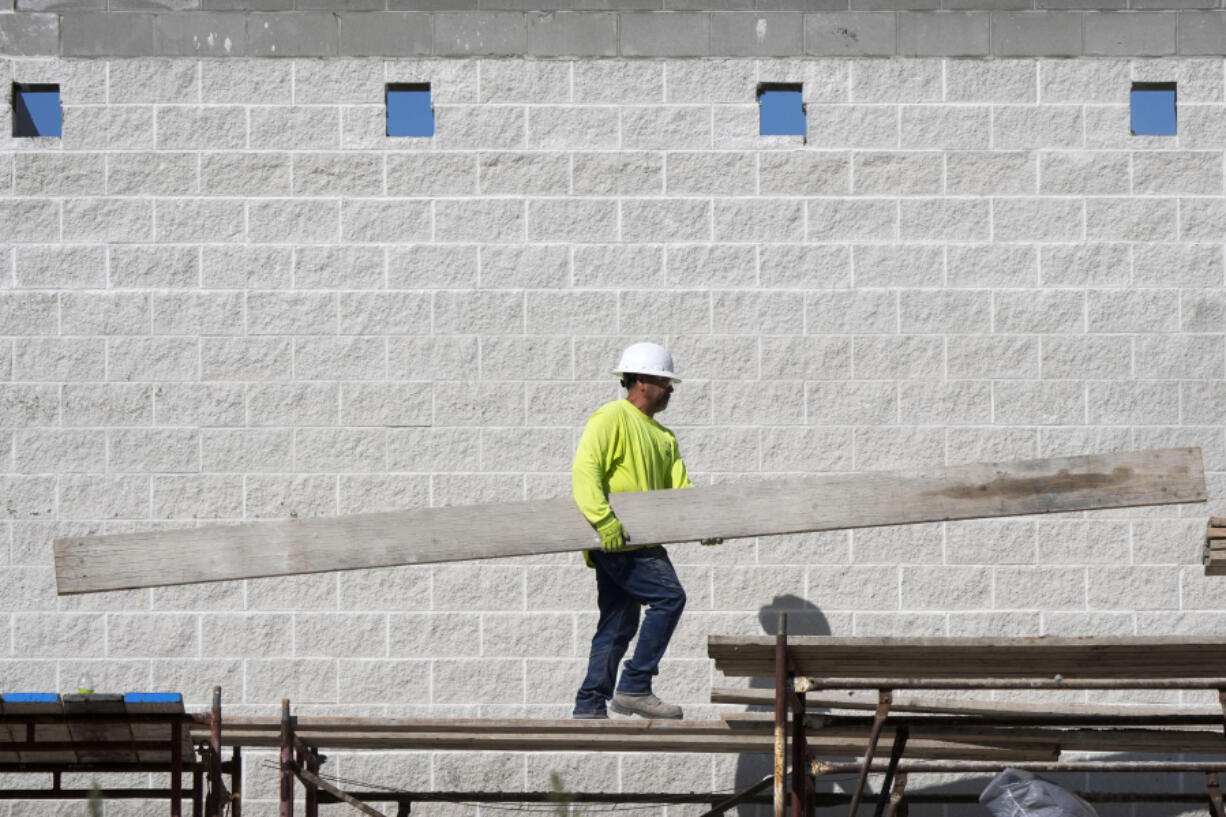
[713, 621, 1226, 817]
[7, 631, 1226, 816]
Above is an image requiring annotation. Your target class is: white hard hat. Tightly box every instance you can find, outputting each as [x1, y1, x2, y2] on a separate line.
[612, 342, 681, 383]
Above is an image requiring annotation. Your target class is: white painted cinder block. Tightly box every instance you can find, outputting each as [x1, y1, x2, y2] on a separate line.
[2, 52, 1225, 811]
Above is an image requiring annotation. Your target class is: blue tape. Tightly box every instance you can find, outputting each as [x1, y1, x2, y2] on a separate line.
[2, 693, 60, 703]
[123, 692, 182, 703]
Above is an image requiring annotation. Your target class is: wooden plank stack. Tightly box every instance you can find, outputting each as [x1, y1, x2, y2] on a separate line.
[709, 634, 1226, 773]
[0, 691, 192, 766]
[1205, 516, 1226, 575]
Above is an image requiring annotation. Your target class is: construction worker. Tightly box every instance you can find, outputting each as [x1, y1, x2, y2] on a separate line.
[571, 342, 720, 720]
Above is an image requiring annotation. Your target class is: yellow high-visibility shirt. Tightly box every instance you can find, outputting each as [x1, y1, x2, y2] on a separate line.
[572, 399, 692, 567]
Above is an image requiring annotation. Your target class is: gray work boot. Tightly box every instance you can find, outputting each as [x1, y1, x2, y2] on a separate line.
[609, 692, 683, 719]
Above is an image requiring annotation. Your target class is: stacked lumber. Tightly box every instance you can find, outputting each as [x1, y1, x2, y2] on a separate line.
[709, 635, 1226, 772]
[1205, 516, 1226, 575]
[0, 692, 191, 766]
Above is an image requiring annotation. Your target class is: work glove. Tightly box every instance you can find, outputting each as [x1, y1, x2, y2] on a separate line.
[700, 537, 723, 546]
[597, 517, 629, 553]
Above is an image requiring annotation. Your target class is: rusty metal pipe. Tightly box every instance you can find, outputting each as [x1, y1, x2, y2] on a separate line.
[773, 612, 786, 817]
[797, 677, 1226, 689]
[293, 762, 387, 817]
[280, 699, 293, 817]
[302, 746, 319, 817]
[884, 773, 908, 817]
[815, 760, 1226, 775]
[206, 686, 222, 817]
[232, 746, 242, 817]
[1209, 772, 1226, 817]
[810, 711, 1225, 727]
[873, 724, 908, 817]
[845, 690, 893, 817]
[790, 681, 806, 817]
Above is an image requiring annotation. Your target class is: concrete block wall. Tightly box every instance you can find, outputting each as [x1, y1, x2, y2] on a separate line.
[9, 8, 1226, 58]
[0, 40, 1225, 817]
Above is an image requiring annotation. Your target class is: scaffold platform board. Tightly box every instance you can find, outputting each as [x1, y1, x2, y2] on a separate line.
[5, 658, 1226, 817]
[709, 634, 1226, 679]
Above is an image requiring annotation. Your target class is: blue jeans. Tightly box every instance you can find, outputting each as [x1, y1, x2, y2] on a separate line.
[573, 547, 687, 716]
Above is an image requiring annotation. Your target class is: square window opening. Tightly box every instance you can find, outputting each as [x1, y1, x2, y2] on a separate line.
[387, 82, 433, 138]
[12, 83, 61, 138]
[1131, 82, 1176, 137]
[757, 83, 805, 137]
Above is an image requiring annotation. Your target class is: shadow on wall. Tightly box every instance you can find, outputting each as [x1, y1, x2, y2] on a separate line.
[734, 594, 831, 817]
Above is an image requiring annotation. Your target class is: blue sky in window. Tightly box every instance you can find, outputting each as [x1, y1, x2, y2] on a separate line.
[14, 85, 61, 138]
[387, 85, 433, 138]
[759, 87, 805, 137]
[1131, 87, 1176, 136]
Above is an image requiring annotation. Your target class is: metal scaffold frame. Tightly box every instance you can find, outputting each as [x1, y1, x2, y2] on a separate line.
[760, 617, 1226, 817]
[8, 631, 1226, 817]
[0, 687, 240, 817]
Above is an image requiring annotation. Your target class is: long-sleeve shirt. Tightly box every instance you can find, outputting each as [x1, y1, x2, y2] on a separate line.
[572, 399, 692, 566]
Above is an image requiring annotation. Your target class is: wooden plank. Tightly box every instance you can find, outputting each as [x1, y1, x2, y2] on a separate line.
[0, 694, 75, 765]
[726, 715, 1226, 755]
[63, 694, 137, 763]
[53, 447, 1206, 595]
[709, 635, 1226, 679]
[206, 728, 1057, 760]
[1055, 728, 1226, 754]
[124, 692, 186, 763]
[193, 716, 773, 735]
[709, 687, 1221, 719]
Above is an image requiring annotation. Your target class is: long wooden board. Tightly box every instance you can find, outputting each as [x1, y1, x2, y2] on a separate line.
[195, 727, 1057, 760]
[721, 714, 1226, 755]
[709, 687, 1221, 719]
[54, 447, 1205, 595]
[709, 635, 1226, 679]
